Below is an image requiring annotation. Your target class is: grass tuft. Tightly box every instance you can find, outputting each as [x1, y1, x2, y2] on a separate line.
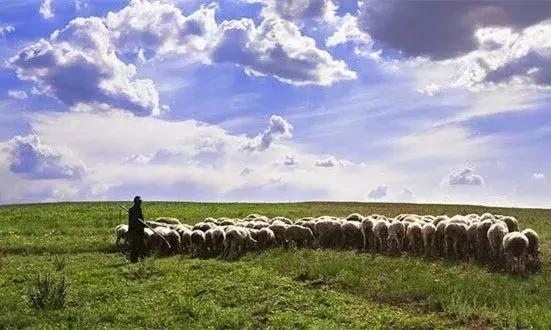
[28, 273, 69, 310]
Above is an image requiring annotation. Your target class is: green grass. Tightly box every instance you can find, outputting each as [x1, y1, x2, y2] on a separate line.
[0, 201, 550, 328]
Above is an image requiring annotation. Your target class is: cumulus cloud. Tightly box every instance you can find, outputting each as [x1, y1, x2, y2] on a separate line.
[533, 173, 545, 181]
[8, 17, 161, 116]
[283, 154, 297, 166]
[40, 0, 54, 19]
[444, 167, 485, 186]
[368, 185, 387, 199]
[0, 24, 15, 36]
[212, 17, 356, 86]
[105, 1, 217, 60]
[246, 0, 336, 22]
[314, 155, 350, 168]
[240, 167, 253, 176]
[7, 90, 28, 100]
[358, 0, 551, 60]
[398, 187, 415, 201]
[326, 14, 371, 47]
[6, 134, 85, 180]
[243, 115, 293, 151]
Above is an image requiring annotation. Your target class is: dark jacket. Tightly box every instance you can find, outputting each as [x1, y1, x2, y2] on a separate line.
[128, 205, 145, 232]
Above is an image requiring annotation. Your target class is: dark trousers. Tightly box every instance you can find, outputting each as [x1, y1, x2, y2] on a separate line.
[128, 230, 146, 263]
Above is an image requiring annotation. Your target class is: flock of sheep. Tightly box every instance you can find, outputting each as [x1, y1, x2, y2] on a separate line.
[115, 212, 542, 275]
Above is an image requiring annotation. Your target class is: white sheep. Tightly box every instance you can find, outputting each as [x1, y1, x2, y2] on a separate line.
[500, 216, 519, 232]
[361, 217, 376, 251]
[284, 225, 314, 249]
[521, 228, 541, 273]
[466, 222, 478, 260]
[387, 221, 405, 255]
[190, 230, 207, 258]
[372, 220, 389, 252]
[422, 223, 437, 258]
[341, 221, 364, 251]
[502, 232, 529, 275]
[115, 224, 128, 250]
[155, 217, 181, 225]
[487, 222, 508, 267]
[406, 222, 424, 255]
[223, 226, 257, 260]
[444, 222, 468, 260]
[257, 227, 276, 249]
[346, 213, 364, 222]
[205, 227, 226, 257]
[166, 229, 181, 255]
[475, 220, 493, 262]
[315, 218, 342, 249]
[268, 222, 288, 246]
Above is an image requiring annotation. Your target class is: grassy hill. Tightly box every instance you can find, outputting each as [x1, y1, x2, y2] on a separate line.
[0, 202, 549, 328]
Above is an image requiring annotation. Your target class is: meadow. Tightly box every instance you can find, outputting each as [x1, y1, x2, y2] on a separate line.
[0, 201, 550, 329]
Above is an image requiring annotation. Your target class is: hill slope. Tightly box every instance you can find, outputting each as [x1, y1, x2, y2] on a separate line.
[0, 202, 549, 328]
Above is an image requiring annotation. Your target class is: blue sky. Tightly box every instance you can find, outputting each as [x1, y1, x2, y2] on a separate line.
[0, 0, 550, 207]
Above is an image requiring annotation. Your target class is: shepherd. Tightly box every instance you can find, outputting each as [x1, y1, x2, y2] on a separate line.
[127, 196, 146, 263]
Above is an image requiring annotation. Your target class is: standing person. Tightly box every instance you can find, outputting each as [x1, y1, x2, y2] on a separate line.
[128, 196, 146, 263]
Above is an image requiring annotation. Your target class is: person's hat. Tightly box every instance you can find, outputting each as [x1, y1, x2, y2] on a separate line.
[133, 196, 142, 203]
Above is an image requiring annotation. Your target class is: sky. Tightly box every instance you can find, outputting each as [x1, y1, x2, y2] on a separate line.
[0, 0, 550, 207]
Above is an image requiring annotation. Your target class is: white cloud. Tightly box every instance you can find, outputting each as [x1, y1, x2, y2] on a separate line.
[240, 167, 253, 176]
[444, 167, 485, 186]
[0, 24, 15, 36]
[105, 1, 217, 60]
[7, 90, 28, 100]
[283, 154, 297, 166]
[326, 14, 371, 47]
[75, 0, 88, 11]
[40, 0, 54, 19]
[397, 187, 415, 201]
[8, 17, 161, 116]
[368, 185, 387, 199]
[212, 17, 356, 86]
[242, 115, 293, 151]
[6, 134, 86, 180]
[248, 0, 337, 23]
[533, 173, 545, 181]
[314, 155, 349, 168]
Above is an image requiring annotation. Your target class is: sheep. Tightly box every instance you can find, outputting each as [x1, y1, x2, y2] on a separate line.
[219, 219, 236, 226]
[193, 222, 216, 232]
[500, 216, 519, 232]
[502, 232, 529, 275]
[372, 220, 389, 252]
[444, 222, 468, 260]
[205, 227, 226, 257]
[115, 224, 129, 250]
[341, 221, 364, 251]
[387, 221, 406, 255]
[360, 217, 376, 252]
[346, 213, 364, 222]
[252, 221, 270, 230]
[434, 220, 449, 257]
[155, 217, 181, 225]
[271, 216, 292, 225]
[166, 229, 182, 255]
[300, 220, 318, 244]
[422, 223, 437, 258]
[145, 221, 169, 228]
[315, 219, 342, 249]
[480, 213, 495, 221]
[433, 215, 448, 227]
[190, 230, 207, 258]
[144, 227, 154, 253]
[149, 226, 172, 256]
[466, 222, 478, 260]
[487, 222, 509, 268]
[406, 222, 424, 255]
[268, 222, 288, 246]
[257, 228, 276, 249]
[179, 228, 192, 254]
[475, 220, 493, 262]
[284, 225, 314, 249]
[521, 228, 541, 273]
[223, 227, 251, 260]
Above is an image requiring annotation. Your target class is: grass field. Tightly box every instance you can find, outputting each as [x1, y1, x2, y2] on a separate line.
[0, 202, 550, 329]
